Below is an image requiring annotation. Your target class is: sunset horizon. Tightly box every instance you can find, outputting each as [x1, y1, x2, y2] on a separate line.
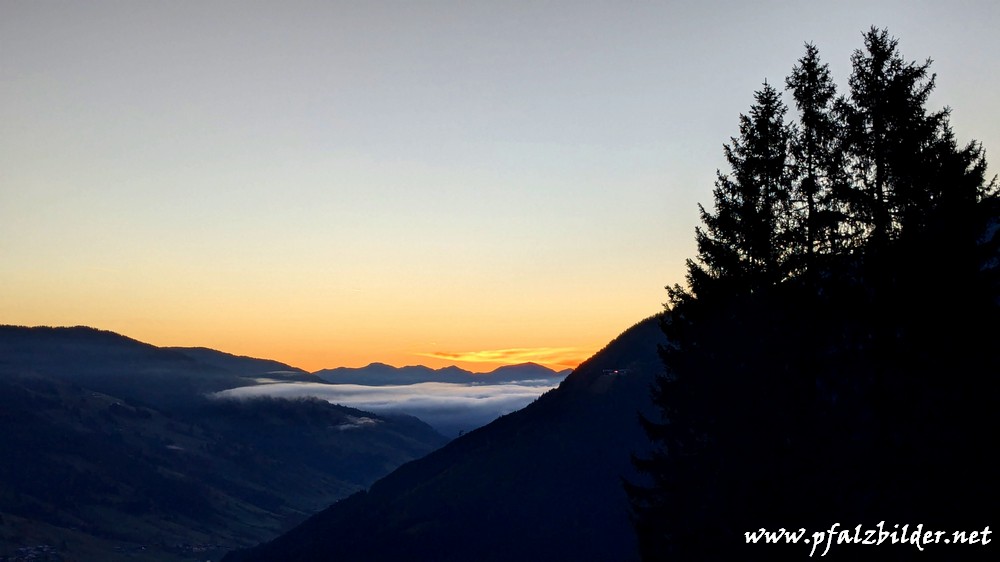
[0, 320, 604, 373]
[4, 1, 997, 391]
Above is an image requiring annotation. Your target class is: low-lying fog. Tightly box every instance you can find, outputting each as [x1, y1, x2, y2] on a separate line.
[213, 380, 560, 437]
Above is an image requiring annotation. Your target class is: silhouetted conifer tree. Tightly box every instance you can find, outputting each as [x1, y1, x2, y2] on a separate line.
[686, 81, 793, 299]
[841, 28, 947, 248]
[629, 29, 999, 561]
[629, 81, 802, 561]
[785, 43, 848, 273]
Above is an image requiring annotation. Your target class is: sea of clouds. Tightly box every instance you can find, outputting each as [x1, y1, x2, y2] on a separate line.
[213, 380, 560, 437]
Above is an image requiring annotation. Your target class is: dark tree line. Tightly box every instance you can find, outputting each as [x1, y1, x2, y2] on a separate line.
[627, 28, 998, 561]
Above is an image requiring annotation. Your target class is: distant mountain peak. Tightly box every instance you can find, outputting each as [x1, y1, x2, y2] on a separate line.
[363, 362, 395, 369]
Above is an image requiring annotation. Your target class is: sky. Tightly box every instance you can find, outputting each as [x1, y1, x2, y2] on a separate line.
[3, 1, 998, 372]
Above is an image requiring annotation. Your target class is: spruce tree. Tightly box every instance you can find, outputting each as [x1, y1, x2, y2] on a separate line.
[785, 43, 846, 272]
[687, 81, 793, 299]
[841, 27, 945, 247]
[630, 81, 798, 560]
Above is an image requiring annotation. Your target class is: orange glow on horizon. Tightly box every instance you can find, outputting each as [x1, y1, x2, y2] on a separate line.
[417, 347, 587, 370]
[0, 315, 619, 373]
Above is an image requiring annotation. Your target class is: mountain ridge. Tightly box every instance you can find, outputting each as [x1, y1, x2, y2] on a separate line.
[1, 324, 571, 386]
[315, 361, 570, 386]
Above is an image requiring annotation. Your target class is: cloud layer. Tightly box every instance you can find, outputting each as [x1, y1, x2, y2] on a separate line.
[214, 381, 558, 437]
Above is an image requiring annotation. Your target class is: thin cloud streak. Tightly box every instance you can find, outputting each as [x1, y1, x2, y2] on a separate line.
[418, 347, 586, 368]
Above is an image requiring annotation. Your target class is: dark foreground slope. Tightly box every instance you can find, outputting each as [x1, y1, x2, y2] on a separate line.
[225, 315, 666, 562]
[0, 326, 447, 561]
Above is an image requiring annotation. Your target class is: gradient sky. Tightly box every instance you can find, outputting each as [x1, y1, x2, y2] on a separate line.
[3, 1, 998, 371]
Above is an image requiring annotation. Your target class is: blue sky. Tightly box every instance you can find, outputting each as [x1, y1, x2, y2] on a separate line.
[3, 0, 997, 370]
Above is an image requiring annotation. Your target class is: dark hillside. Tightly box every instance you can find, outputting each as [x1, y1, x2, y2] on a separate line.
[0, 326, 447, 560]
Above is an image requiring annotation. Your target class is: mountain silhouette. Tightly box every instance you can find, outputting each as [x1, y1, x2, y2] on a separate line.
[0, 325, 255, 409]
[224, 315, 666, 562]
[168, 345, 315, 382]
[315, 361, 569, 385]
